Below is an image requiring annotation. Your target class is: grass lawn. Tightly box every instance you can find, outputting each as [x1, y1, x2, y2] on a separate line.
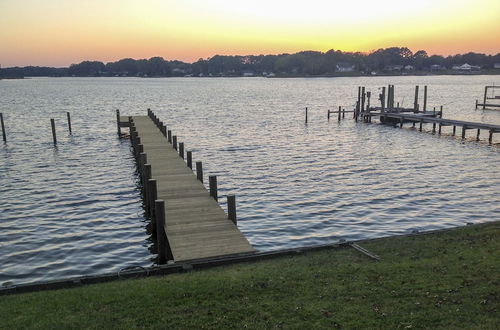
[0, 222, 498, 329]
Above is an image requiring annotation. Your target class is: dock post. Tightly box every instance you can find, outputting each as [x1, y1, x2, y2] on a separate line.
[342, 109, 345, 118]
[419, 119, 423, 132]
[209, 175, 218, 201]
[338, 106, 341, 121]
[0, 113, 6, 142]
[439, 105, 443, 118]
[139, 152, 148, 190]
[172, 135, 177, 150]
[462, 126, 467, 139]
[178, 142, 184, 159]
[423, 86, 427, 112]
[483, 87, 487, 110]
[366, 91, 371, 111]
[116, 109, 120, 135]
[154, 200, 167, 264]
[187, 151, 192, 169]
[67, 112, 72, 135]
[143, 164, 152, 212]
[136, 144, 144, 161]
[167, 130, 172, 143]
[475, 99, 478, 110]
[361, 87, 366, 112]
[227, 195, 237, 225]
[305, 107, 308, 124]
[399, 117, 403, 128]
[50, 119, 57, 144]
[148, 179, 158, 222]
[432, 123, 436, 134]
[414, 85, 419, 111]
[196, 161, 203, 182]
[452, 126, 456, 136]
[476, 129, 480, 141]
[438, 123, 442, 135]
[381, 86, 386, 111]
[489, 130, 493, 144]
[327, 110, 330, 120]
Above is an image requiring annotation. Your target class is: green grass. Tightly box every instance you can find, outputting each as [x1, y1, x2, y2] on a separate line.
[1, 223, 498, 329]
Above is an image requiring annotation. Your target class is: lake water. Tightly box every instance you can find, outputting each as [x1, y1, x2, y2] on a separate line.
[1, 75, 499, 285]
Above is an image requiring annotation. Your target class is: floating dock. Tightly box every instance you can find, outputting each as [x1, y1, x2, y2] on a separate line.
[118, 110, 255, 263]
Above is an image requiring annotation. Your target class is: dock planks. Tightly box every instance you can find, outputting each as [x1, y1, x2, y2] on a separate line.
[129, 115, 255, 262]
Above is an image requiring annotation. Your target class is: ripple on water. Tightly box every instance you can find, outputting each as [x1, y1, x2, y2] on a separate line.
[1, 76, 500, 285]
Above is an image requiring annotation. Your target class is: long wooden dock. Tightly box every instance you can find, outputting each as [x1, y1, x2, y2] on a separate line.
[117, 110, 255, 263]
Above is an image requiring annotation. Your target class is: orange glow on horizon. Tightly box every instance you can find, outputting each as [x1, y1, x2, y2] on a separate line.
[0, 0, 499, 67]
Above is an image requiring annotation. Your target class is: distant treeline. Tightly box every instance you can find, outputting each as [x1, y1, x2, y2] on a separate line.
[2, 47, 500, 78]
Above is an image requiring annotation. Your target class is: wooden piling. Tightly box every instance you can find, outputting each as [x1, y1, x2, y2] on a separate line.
[462, 126, 467, 139]
[452, 126, 456, 136]
[305, 107, 308, 124]
[438, 123, 442, 135]
[399, 117, 403, 128]
[167, 130, 172, 143]
[338, 106, 341, 121]
[162, 125, 167, 137]
[209, 175, 218, 201]
[414, 85, 419, 111]
[423, 86, 428, 112]
[475, 99, 478, 110]
[172, 135, 177, 150]
[327, 110, 330, 120]
[432, 123, 436, 134]
[148, 179, 158, 221]
[196, 161, 203, 182]
[67, 112, 72, 135]
[178, 142, 184, 159]
[483, 87, 487, 110]
[227, 195, 237, 225]
[419, 119, 423, 132]
[489, 130, 493, 144]
[139, 153, 148, 193]
[0, 113, 6, 142]
[361, 87, 366, 112]
[50, 119, 57, 144]
[476, 129, 480, 141]
[381, 86, 386, 111]
[143, 164, 152, 212]
[187, 151, 192, 169]
[116, 109, 120, 135]
[155, 200, 167, 264]
[342, 109, 345, 118]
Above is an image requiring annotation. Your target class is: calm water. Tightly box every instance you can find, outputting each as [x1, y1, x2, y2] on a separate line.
[1, 76, 499, 285]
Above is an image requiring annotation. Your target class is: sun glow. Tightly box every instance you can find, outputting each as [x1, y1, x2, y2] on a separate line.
[0, 0, 499, 66]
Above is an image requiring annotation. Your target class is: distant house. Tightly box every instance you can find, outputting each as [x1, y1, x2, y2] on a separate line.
[452, 63, 481, 71]
[430, 64, 444, 71]
[336, 62, 355, 72]
[385, 65, 404, 71]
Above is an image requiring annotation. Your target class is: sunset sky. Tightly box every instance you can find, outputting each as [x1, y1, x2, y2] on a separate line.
[1, 0, 499, 67]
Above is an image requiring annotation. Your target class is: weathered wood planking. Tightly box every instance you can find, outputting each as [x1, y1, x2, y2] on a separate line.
[131, 115, 255, 262]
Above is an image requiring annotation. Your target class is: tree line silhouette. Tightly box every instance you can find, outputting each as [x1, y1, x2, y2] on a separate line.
[2, 47, 499, 78]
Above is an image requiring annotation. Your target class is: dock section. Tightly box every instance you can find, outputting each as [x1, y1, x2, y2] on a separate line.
[118, 110, 255, 263]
